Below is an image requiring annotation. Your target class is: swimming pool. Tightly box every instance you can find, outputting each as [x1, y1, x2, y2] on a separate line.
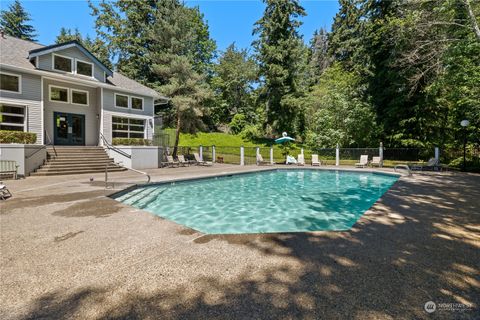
[113, 169, 398, 234]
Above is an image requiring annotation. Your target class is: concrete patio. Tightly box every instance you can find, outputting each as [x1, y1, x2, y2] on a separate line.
[0, 165, 479, 319]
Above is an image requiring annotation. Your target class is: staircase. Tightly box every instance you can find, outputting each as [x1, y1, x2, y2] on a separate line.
[31, 146, 127, 176]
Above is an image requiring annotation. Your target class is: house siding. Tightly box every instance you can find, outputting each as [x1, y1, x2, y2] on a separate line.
[0, 69, 41, 101]
[102, 88, 154, 117]
[0, 69, 42, 144]
[43, 79, 100, 146]
[37, 47, 105, 83]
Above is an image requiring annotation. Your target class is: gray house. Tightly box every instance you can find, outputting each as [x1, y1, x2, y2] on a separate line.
[0, 35, 166, 176]
[0, 35, 163, 146]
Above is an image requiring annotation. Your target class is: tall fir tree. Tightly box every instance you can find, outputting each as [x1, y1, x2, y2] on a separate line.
[253, 0, 306, 135]
[148, 0, 212, 156]
[89, 0, 216, 85]
[0, 0, 37, 41]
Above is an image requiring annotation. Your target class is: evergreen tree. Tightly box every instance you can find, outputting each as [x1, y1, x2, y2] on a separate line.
[0, 0, 37, 41]
[308, 28, 331, 82]
[210, 43, 258, 125]
[89, 0, 216, 85]
[148, 0, 212, 156]
[253, 0, 306, 135]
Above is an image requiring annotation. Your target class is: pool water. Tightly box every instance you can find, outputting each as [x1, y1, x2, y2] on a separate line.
[114, 169, 398, 234]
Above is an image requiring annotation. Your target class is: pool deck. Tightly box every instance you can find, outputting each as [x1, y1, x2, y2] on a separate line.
[1, 165, 479, 319]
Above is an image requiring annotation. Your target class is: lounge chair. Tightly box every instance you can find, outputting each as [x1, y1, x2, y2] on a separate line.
[371, 156, 382, 167]
[311, 154, 321, 166]
[411, 158, 441, 171]
[162, 155, 179, 168]
[355, 155, 369, 168]
[0, 183, 12, 200]
[256, 154, 271, 166]
[193, 153, 213, 166]
[297, 154, 305, 166]
[178, 155, 190, 167]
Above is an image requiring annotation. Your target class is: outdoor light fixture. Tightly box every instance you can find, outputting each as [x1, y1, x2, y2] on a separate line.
[460, 119, 469, 172]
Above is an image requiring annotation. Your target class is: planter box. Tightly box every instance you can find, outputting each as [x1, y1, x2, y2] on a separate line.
[0, 144, 47, 177]
[106, 146, 163, 170]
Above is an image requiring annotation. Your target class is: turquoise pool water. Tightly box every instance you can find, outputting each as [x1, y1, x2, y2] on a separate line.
[114, 169, 398, 234]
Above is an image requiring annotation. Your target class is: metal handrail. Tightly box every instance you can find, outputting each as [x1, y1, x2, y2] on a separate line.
[44, 130, 57, 157]
[99, 132, 131, 159]
[25, 145, 46, 159]
[105, 161, 151, 189]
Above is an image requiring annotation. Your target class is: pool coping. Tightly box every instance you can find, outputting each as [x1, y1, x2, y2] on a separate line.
[109, 166, 402, 199]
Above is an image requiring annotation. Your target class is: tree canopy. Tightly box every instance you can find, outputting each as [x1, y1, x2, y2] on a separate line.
[0, 0, 37, 41]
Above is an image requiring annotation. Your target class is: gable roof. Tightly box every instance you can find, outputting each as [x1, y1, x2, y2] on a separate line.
[28, 40, 113, 77]
[0, 35, 163, 99]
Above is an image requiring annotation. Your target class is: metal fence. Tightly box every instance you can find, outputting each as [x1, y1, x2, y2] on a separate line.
[162, 145, 461, 167]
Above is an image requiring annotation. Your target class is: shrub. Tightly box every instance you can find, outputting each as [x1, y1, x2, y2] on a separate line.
[229, 114, 247, 134]
[112, 138, 153, 146]
[0, 130, 36, 144]
[240, 124, 262, 140]
[448, 157, 480, 173]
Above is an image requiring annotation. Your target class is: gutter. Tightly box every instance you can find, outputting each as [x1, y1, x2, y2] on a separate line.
[0, 63, 168, 101]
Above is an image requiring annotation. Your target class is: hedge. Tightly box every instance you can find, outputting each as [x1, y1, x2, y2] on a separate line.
[112, 138, 153, 146]
[0, 130, 37, 144]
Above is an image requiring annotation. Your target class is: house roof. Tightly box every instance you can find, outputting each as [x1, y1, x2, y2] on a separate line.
[29, 40, 113, 76]
[0, 35, 163, 99]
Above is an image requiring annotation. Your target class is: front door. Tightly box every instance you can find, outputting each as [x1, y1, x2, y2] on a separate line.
[54, 112, 85, 145]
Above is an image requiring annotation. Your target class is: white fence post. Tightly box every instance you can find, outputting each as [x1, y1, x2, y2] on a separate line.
[435, 147, 439, 162]
[336, 144, 340, 166]
[199, 145, 203, 161]
[256, 147, 260, 165]
[212, 145, 216, 163]
[301, 148, 304, 155]
[379, 142, 384, 168]
[270, 147, 274, 165]
[240, 146, 244, 166]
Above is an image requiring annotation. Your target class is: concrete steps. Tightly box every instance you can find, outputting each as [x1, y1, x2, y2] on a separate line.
[31, 146, 127, 176]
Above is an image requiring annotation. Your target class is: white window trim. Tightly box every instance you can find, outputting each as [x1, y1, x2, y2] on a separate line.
[0, 104, 26, 131]
[48, 85, 70, 104]
[111, 116, 146, 139]
[75, 58, 94, 78]
[0, 71, 22, 94]
[70, 89, 89, 106]
[130, 96, 144, 111]
[114, 93, 129, 109]
[52, 53, 74, 74]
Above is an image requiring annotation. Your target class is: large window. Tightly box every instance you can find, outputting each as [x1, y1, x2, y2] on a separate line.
[131, 97, 143, 110]
[112, 117, 145, 138]
[76, 60, 93, 77]
[115, 94, 129, 108]
[0, 72, 21, 93]
[71, 89, 89, 105]
[53, 54, 73, 73]
[0, 104, 25, 131]
[49, 86, 69, 103]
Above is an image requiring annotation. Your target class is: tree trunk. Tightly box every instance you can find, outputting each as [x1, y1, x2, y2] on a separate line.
[464, 0, 480, 42]
[173, 112, 181, 158]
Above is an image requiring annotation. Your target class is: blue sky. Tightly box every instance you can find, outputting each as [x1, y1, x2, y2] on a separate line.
[1, 0, 339, 52]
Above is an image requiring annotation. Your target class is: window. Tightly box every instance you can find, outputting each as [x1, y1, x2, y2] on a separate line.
[0, 73, 21, 93]
[112, 116, 145, 138]
[50, 86, 69, 103]
[131, 97, 143, 110]
[76, 60, 93, 77]
[71, 90, 89, 105]
[115, 94, 129, 108]
[0, 104, 25, 131]
[53, 54, 72, 73]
